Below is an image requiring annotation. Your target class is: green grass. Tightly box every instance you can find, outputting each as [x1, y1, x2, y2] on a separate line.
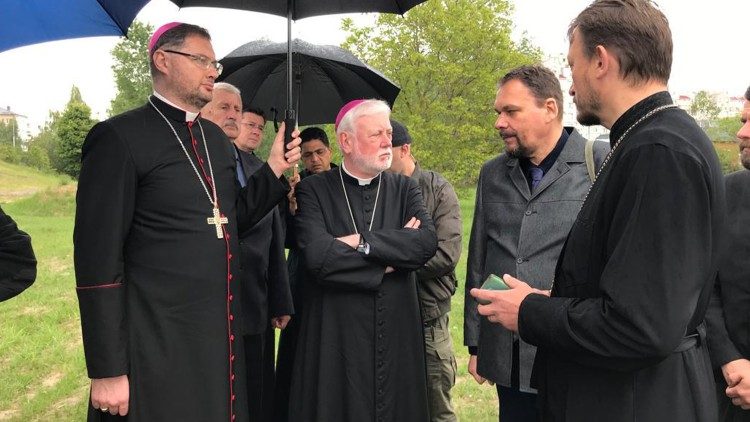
[0, 188, 88, 421]
[0, 170, 497, 421]
[0, 161, 72, 203]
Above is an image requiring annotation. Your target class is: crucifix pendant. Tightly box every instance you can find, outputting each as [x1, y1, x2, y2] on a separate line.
[207, 206, 228, 239]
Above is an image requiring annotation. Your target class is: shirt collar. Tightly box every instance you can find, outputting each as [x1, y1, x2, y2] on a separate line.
[520, 128, 569, 174]
[152, 90, 200, 122]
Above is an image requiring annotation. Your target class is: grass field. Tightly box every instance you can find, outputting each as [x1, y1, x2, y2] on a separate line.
[2, 138, 740, 420]
[0, 167, 498, 421]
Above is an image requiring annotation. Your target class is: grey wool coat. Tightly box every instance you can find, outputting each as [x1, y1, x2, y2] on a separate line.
[463, 127, 609, 392]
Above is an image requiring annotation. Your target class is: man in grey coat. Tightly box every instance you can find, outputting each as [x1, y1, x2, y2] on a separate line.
[463, 65, 608, 420]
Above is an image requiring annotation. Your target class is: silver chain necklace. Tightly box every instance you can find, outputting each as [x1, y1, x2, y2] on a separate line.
[339, 168, 381, 233]
[149, 98, 228, 238]
[580, 104, 678, 207]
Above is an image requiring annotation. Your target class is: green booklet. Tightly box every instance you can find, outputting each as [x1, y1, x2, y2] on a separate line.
[477, 274, 510, 305]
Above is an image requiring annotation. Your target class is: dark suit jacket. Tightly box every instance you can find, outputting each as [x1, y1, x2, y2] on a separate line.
[237, 149, 294, 336]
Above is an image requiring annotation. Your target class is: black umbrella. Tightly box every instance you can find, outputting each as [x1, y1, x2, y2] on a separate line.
[219, 38, 400, 126]
[169, 0, 427, 135]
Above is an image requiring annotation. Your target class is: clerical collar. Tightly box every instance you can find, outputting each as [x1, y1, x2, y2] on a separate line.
[152, 90, 200, 122]
[341, 161, 379, 186]
[609, 91, 673, 149]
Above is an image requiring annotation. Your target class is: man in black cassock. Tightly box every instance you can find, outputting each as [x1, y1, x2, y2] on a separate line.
[202, 83, 294, 422]
[74, 23, 300, 421]
[471, 1, 726, 421]
[706, 86, 750, 421]
[288, 99, 437, 421]
[273, 126, 336, 422]
[0, 205, 36, 302]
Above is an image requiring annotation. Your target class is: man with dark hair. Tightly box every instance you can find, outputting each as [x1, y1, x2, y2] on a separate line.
[0, 205, 36, 302]
[388, 119, 462, 422]
[203, 84, 294, 422]
[706, 86, 750, 421]
[273, 125, 336, 422]
[74, 22, 300, 421]
[464, 64, 607, 421]
[472, 1, 726, 420]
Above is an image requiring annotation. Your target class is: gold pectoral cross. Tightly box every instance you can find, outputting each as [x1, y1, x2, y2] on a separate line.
[207, 206, 228, 239]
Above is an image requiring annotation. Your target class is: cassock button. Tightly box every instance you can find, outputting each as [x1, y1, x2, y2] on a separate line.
[231, 374, 235, 381]
[378, 334, 383, 339]
[232, 394, 236, 401]
[229, 254, 233, 260]
[231, 354, 235, 362]
[232, 415, 235, 421]
[377, 292, 383, 298]
[230, 334, 235, 341]
[378, 320, 384, 326]
[229, 294, 233, 301]
[378, 375, 383, 381]
[516, 257, 523, 264]
[378, 307, 384, 312]
[378, 389, 383, 395]
[365, 195, 371, 200]
[229, 314, 234, 321]
[365, 208, 372, 213]
[228, 274, 233, 281]
[378, 347, 384, 353]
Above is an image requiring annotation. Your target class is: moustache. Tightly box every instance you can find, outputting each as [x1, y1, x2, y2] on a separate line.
[500, 131, 517, 139]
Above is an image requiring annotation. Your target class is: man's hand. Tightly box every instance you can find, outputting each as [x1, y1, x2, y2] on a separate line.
[336, 233, 359, 249]
[286, 170, 301, 215]
[468, 355, 493, 385]
[272, 315, 291, 329]
[404, 217, 421, 229]
[267, 122, 302, 178]
[725, 359, 750, 409]
[470, 274, 549, 332]
[90, 375, 129, 416]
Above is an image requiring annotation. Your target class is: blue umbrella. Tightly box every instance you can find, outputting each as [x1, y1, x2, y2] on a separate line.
[1, 0, 150, 53]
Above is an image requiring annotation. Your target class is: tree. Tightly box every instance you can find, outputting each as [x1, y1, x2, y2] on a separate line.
[109, 21, 154, 116]
[706, 115, 742, 142]
[30, 110, 63, 172]
[0, 120, 20, 147]
[58, 86, 97, 178]
[341, 0, 541, 185]
[690, 90, 721, 128]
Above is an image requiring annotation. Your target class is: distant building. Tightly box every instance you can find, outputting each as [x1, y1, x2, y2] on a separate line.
[0, 105, 29, 149]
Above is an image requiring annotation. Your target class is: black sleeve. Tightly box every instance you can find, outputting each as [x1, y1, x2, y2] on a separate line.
[74, 121, 137, 378]
[236, 163, 290, 233]
[0, 205, 37, 302]
[267, 208, 294, 317]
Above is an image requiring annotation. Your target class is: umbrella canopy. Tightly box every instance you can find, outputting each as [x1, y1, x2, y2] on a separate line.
[219, 39, 400, 126]
[1, 0, 150, 53]
[169, 0, 427, 20]
[169, 0, 427, 126]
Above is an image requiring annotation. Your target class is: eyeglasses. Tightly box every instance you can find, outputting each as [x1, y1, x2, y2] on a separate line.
[241, 122, 265, 131]
[162, 49, 223, 75]
[302, 148, 330, 159]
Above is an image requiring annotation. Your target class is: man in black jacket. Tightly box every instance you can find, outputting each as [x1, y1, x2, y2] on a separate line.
[706, 85, 750, 421]
[0, 205, 36, 302]
[203, 82, 294, 421]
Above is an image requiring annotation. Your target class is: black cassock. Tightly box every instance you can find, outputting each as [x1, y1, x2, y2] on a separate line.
[518, 92, 726, 421]
[74, 96, 287, 422]
[289, 168, 437, 422]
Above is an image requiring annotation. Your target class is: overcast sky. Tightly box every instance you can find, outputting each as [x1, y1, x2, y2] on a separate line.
[1, 0, 747, 137]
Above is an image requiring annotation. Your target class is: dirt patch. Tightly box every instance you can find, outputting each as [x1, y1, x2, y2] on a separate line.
[42, 372, 63, 389]
[18, 306, 48, 317]
[0, 408, 19, 421]
[44, 257, 72, 274]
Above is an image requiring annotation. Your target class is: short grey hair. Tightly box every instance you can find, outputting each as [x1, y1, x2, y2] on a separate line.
[213, 82, 241, 97]
[336, 99, 391, 136]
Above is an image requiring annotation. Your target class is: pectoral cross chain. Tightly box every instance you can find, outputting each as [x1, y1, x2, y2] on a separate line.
[207, 206, 228, 239]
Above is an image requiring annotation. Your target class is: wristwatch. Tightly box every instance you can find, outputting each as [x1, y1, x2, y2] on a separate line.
[356, 233, 370, 255]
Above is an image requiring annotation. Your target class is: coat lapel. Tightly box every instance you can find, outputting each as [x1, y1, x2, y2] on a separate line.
[530, 128, 586, 200]
[506, 158, 531, 201]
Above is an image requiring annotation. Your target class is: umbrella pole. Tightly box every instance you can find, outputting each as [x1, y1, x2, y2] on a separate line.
[283, 0, 296, 146]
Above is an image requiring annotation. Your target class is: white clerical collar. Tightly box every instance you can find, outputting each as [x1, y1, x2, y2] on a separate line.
[153, 90, 200, 122]
[341, 161, 379, 186]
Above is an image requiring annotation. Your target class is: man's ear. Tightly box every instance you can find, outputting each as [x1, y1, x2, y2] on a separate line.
[544, 98, 559, 123]
[593, 44, 613, 79]
[152, 50, 169, 75]
[338, 132, 352, 154]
